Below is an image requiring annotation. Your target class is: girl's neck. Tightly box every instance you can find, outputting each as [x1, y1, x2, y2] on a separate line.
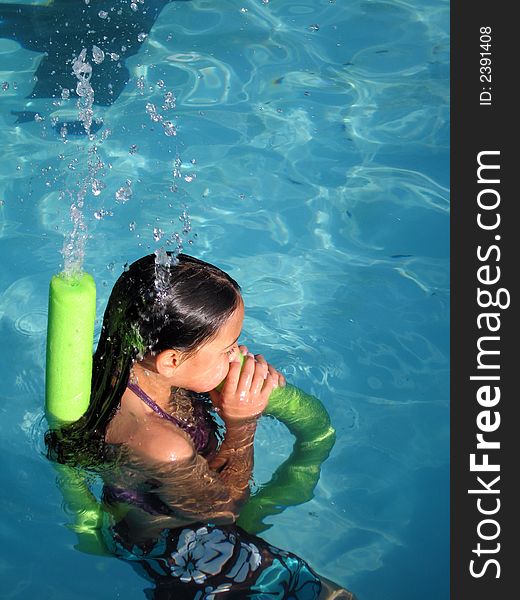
[130, 361, 172, 411]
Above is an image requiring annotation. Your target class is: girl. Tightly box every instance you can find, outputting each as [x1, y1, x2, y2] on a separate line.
[46, 253, 355, 599]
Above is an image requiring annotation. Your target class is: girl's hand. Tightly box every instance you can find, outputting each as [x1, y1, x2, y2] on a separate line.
[210, 353, 278, 422]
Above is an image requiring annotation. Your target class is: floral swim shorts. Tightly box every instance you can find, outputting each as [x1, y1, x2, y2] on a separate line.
[103, 520, 322, 600]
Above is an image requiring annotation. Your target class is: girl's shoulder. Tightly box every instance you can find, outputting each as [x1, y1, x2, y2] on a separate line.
[132, 418, 196, 464]
[107, 410, 196, 466]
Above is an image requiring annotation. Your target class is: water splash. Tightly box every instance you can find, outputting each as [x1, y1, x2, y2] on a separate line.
[61, 48, 101, 276]
[61, 143, 105, 276]
[141, 80, 195, 285]
[72, 48, 95, 137]
[60, 43, 194, 281]
[154, 248, 177, 298]
[152, 202, 193, 293]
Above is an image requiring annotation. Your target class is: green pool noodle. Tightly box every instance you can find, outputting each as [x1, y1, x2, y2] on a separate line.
[55, 462, 109, 555]
[45, 271, 106, 555]
[237, 383, 336, 534]
[45, 272, 96, 426]
[219, 354, 336, 534]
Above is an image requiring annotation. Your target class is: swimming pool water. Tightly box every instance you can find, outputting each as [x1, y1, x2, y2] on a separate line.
[0, 1, 449, 598]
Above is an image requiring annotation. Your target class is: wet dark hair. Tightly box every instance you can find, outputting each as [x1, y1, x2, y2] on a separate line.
[45, 252, 241, 467]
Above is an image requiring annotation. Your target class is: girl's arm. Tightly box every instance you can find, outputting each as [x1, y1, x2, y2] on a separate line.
[121, 421, 255, 523]
[205, 353, 281, 506]
[120, 355, 278, 522]
[207, 417, 257, 506]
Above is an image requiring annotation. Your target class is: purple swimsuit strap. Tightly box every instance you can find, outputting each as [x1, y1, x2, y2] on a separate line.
[127, 381, 208, 452]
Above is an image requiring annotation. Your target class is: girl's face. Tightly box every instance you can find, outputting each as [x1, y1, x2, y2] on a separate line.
[170, 299, 244, 393]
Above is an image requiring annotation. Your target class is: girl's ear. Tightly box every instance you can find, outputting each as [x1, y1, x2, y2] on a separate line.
[155, 349, 184, 377]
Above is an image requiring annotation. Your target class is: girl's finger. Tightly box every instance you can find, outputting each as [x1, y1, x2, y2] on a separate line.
[261, 372, 276, 398]
[251, 361, 269, 396]
[254, 354, 269, 377]
[221, 359, 242, 394]
[267, 364, 282, 387]
[236, 353, 255, 396]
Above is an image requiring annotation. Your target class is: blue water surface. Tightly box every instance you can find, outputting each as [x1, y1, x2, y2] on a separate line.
[0, 1, 449, 599]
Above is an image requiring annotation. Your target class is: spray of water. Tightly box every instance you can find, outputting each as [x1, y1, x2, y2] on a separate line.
[59, 25, 195, 284]
[61, 48, 99, 277]
[147, 84, 195, 287]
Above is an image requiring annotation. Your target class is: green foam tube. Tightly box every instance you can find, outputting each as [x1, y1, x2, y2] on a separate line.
[45, 271, 105, 555]
[237, 383, 336, 534]
[219, 354, 336, 534]
[55, 463, 109, 555]
[45, 272, 96, 427]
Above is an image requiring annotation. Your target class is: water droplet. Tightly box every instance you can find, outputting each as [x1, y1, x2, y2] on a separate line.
[153, 227, 164, 242]
[2, 82, 9, 91]
[129, 144, 138, 154]
[116, 185, 132, 203]
[146, 103, 163, 123]
[129, 221, 136, 231]
[98, 10, 108, 19]
[162, 120, 177, 136]
[162, 91, 176, 111]
[184, 174, 194, 183]
[94, 208, 113, 220]
[137, 33, 148, 42]
[172, 157, 182, 179]
[91, 179, 105, 196]
[157, 79, 165, 88]
[34, 113, 44, 122]
[109, 52, 120, 61]
[130, 2, 138, 11]
[308, 24, 320, 32]
[61, 88, 70, 99]
[92, 45, 105, 64]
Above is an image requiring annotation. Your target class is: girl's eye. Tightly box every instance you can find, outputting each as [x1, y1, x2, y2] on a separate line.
[226, 347, 236, 356]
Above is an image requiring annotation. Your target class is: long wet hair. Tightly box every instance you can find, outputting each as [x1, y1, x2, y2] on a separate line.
[45, 252, 241, 467]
